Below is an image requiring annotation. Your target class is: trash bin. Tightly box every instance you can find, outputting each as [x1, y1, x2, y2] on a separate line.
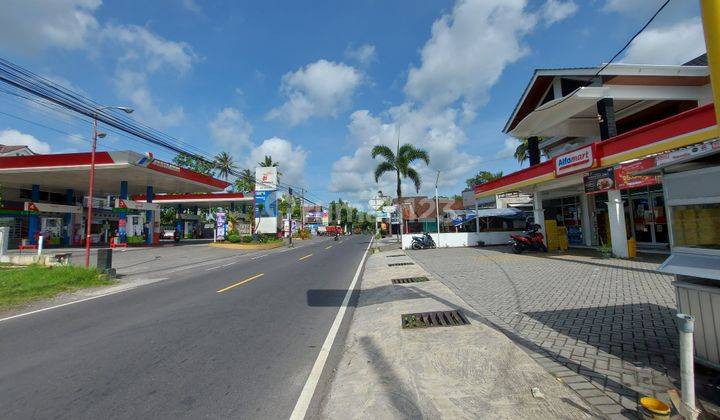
[627, 237, 636, 258]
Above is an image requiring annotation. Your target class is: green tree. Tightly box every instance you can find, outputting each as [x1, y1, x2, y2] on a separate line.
[214, 152, 237, 180]
[466, 170, 504, 189]
[234, 168, 255, 193]
[173, 153, 216, 176]
[513, 137, 545, 165]
[371, 143, 430, 199]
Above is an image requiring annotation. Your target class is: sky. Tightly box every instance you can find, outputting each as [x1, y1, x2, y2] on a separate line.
[0, 0, 706, 208]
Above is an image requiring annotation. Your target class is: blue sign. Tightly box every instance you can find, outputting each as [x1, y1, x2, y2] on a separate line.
[254, 190, 277, 217]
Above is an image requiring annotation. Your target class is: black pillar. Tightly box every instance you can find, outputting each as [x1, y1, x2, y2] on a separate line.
[596, 98, 617, 140]
[527, 136, 540, 166]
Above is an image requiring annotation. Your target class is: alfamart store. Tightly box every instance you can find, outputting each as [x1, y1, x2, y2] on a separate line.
[474, 103, 719, 258]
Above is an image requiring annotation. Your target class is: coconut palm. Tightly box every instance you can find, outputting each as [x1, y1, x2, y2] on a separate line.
[258, 155, 278, 168]
[234, 168, 255, 193]
[371, 143, 430, 198]
[214, 152, 236, 180]
[466, 170, 504, 189]
[514, 137, 546, 165]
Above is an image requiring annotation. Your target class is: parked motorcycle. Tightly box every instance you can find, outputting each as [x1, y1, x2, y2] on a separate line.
[509, 224, 547, 254]
[334, 233, 339, 241]
[411, 232, 436, 250]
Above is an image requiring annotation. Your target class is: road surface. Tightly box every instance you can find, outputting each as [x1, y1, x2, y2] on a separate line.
[0, 235, 370, 419]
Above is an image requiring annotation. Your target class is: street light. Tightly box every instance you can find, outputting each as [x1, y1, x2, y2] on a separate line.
[85, 106, 133, 267]
[435, 170, 441, 248]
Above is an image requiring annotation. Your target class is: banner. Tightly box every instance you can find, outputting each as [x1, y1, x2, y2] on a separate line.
[322, 209, 329, 226]
[215, 212, 227, 239]
[24, 202, 83, 214]
[254, 190, 277, 217]
[114, 198, 160, 212]
[583, 168, 615, 194]
[255, 167, 278, 191]
[614, 158, 661, 190]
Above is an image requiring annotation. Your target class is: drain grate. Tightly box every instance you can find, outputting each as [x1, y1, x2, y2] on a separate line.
[401, 310, 470, 329]
[386, 254, 405, 258]
[392, 276, 429, 284]
[388, 262, 414, 267]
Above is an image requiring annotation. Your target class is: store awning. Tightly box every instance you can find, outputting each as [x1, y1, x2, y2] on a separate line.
[451, 208, 529, 226]
[658, 251, 720, 281]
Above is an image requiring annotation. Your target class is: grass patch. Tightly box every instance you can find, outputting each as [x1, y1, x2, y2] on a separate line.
[0, 265, 113, 309]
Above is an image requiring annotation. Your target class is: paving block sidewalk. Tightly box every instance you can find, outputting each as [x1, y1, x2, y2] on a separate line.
[407, 247, 720, 419]
[320, 248, 597, 419]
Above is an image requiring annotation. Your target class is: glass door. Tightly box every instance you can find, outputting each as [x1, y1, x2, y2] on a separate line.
[651, 191, 668, 243]
[630, 190, 653, 243]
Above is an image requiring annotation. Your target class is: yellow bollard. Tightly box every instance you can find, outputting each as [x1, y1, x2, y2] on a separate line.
[627, 237, 636, 259]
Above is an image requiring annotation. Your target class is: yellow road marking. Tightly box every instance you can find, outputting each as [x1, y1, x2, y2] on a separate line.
[298, 253, 314, 261]
[325, 245, 332, 249]
[217, 273, 264, 293]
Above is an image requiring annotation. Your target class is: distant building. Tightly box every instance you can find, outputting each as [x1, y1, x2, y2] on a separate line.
[0, 144, 35, 157]
[395, 196, 464, 233]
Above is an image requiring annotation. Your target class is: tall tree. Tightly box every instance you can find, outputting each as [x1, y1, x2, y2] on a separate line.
[173, 153, 216, 176]
[234, 168, 255, 193]
[371, 143, 430, 199]
[258, 155, 279, 168]
[214, 152, 237, 180]
[513, 137, 545, 165]
[466, 170, 504, 189]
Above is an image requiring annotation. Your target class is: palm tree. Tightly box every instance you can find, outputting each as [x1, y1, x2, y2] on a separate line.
[214, 152, 236, 180]
[234, 168, 255, 193]
[258, 155, 278, 168]
[514, 138, 529, 164]
[371, 143, 430, 199]
[466, 170, 504, 189]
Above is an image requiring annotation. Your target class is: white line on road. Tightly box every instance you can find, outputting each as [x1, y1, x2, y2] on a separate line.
[251, 254, 268, 260]
[0, 278, 168, 323]
[289, 237, 373, 420]
[205, 261, 237, 271]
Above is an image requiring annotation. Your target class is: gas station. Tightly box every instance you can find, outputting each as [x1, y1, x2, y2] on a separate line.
[0, 150, 231, 249]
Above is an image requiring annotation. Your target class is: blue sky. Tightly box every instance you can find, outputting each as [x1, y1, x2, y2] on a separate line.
[0, 0, 705, 207]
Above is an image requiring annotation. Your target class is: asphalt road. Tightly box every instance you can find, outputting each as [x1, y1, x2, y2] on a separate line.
[0, 235, 371, 419]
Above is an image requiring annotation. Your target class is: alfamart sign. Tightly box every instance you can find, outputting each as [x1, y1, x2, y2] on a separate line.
[555, 144, 596, 176]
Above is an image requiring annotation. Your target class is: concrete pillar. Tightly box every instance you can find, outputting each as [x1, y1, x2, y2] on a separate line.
[28, 184, 40, 244]
[579, 193, 593, 246]
[475, 201, 480, 233]
[176, 204, 183, 234]
[64, 189, 73, 246]
[528, 136, 541, 165]
[118, 181, 128, 243]
[532, 192, 546, 245]
[146, 186, 154, 245]
[700, 0, 720, 133]
[607, 189, 628, 258]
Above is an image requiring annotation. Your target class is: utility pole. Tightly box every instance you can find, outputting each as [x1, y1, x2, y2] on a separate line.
[287, 187, 293, 247]
[435, 170, 441, 248]
[300, 188, 305, 231]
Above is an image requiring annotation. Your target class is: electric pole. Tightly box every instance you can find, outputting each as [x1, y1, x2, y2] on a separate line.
[288, 187, 293, 247]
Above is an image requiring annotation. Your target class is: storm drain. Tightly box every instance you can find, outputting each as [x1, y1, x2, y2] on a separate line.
[388, 262, 414, 267]
[402, 310, 470, 329]
[386, 254, 405, 258]
[391, 276, 429, 284]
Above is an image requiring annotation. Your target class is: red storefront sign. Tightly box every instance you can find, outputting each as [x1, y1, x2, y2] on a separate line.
[613, 157, 660, 190]
[555, 144, 597, 177]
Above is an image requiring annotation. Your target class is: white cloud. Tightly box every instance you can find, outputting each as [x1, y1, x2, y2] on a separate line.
[114, 70, 185, 128]
[267, 59, 362, 125]
[245, 137, 308, 187]
[540, 0, 578, 25]
[0, 129, 52, 154]
[404, 0, 537, 111]
[496, 137, 520, 159]
[622, 18, 705, 65]
[345, 44, 377, 66]
[209, 107, 253, 155]
[0, 0, 101, 53]
[603, 0, 664, 14]
[182, 0, 201, 13]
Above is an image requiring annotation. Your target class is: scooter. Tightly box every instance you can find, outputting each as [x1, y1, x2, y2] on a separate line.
[411, 232, 436, 250]
[509, 224, 547, 254]
[334, 233, 339, 241]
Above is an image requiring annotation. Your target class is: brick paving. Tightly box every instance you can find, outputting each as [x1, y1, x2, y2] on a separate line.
[407, 247, 717, 418]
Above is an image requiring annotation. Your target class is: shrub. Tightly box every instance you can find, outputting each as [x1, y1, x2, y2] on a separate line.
[227, 232, 241, 243]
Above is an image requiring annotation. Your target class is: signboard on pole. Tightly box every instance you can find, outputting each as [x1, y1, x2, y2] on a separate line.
[583, 168, 615, 194]
[254, 190, 277, 217]
[215, 212, 227, 240]
[255, 167, 278, 191]
[24, 202, 83, 214]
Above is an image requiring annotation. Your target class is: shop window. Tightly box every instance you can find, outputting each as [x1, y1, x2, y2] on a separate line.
[671, 203, 720, 250]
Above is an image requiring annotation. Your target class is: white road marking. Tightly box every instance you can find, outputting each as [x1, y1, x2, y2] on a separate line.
[0, 278, 169, 323]
[289, 237, 373, 420]
[251, 254, 268, 260]
[205, 261, 237, 271]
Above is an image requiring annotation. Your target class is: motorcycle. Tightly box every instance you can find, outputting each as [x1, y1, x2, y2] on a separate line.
[334, 233, 339, 241]
[411, 232, 436, 250]
[509, 223, 547, 254]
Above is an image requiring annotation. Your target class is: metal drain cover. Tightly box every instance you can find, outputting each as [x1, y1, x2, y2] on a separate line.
[392, 277, 429, 284]
[386, 254, 405, 258]
[401, 310, 470, 329]
[388, 262, 414, 267]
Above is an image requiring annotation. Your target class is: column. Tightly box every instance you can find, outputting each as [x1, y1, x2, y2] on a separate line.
[597, 98, 617, 140]
[146, 185, 154, 245]
[532, 192, 546, 245]
[176, 204, 184, 235]
[700, 0, 720, 130]
[607, 189, 628, 258]
[474, 201, 480, 233]
[64, 189, 73, 246]
[118, 181, 128, 243]
[579, 193, 593, 246]
[28, 184, 40, 244]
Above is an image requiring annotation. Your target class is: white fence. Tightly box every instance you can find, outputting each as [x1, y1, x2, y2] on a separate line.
[401, 231, 522, 249]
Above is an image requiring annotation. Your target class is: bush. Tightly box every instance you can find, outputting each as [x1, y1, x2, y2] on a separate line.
[227, 232, 241, 243]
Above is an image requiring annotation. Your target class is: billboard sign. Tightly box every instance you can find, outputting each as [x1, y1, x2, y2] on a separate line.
[255, 167, 278, 191]
[555, 144, 596, 177]
[583, 168, 615, 195]
[614, 158, 661, 190]
[254, 190, 277, 217]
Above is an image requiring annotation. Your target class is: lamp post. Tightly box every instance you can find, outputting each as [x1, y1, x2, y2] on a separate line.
[435, 170, 441, 248]
[85, 106, 133, 267]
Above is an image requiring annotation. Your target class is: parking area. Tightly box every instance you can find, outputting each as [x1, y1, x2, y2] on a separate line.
[408, 247, 719, 418]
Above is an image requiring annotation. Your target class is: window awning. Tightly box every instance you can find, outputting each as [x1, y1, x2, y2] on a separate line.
[658, 251, 720, 281]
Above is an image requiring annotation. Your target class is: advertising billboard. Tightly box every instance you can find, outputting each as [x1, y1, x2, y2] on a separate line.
[255, 167, 278, 191]
[254, 190, 278, 217]
[583, 168, 615, 194]
[614, 158, 661, 190]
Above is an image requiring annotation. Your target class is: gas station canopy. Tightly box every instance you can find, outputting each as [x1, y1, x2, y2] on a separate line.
[0, 150, 230, 196]
[132, 192, 253, 208]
